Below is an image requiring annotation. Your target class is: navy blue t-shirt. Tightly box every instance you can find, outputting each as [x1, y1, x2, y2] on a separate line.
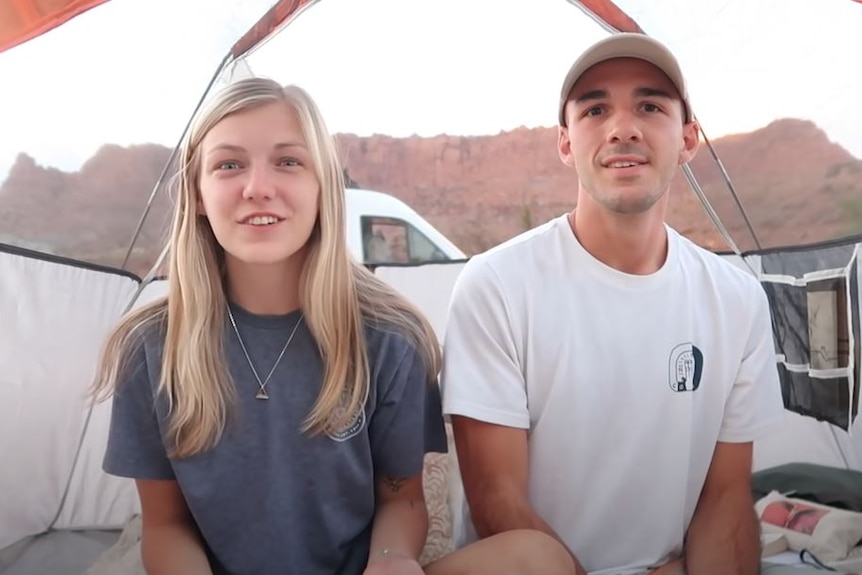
[103, 301, 448, 575]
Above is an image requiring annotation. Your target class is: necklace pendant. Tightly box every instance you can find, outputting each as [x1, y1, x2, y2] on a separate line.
[255, 389, 269, 400]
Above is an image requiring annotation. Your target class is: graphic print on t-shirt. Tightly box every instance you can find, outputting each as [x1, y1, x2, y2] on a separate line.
[668, 343, 704, 392]
[326, 401, 367, 442]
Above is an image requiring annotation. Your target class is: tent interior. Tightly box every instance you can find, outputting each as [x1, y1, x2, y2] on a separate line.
[2, 0, 862, 573]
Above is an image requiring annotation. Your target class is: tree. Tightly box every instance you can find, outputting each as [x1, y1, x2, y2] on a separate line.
[343, 168, 361, 189]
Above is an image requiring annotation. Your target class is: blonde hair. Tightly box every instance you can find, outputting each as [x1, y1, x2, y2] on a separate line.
[91, 78, 441, 458]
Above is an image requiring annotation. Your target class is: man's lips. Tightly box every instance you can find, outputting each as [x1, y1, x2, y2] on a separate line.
[601, 155, 648, 168]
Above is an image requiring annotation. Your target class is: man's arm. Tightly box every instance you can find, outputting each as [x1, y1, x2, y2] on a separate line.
[684, 441, 761, 575]
[451, 415, 588, 575]
[680, 281, 784, 575]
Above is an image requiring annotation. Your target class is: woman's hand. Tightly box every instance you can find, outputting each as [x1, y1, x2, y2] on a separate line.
[363, 552, 425, 575]
[649, 558, 686, 575]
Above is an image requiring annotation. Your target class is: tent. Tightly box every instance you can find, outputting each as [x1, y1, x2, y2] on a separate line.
[2, 0, 862, 573]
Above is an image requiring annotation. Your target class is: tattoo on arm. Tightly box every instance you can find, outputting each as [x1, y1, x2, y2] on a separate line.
[382, 475, 407, 492]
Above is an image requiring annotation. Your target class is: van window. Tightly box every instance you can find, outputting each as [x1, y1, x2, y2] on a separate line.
[361, 216, 449, 264]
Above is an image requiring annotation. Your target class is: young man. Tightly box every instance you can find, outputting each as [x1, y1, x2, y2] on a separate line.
[439, 33, 806, 575]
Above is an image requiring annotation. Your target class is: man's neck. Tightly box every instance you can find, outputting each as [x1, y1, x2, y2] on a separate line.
[569, 197, 669, 276]
[224, 253, 305, 315]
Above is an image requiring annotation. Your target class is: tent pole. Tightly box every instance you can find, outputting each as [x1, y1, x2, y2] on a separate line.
[45, 51, 235, 535]
[700, 131, 762, 250]
[44, 239, 170, 536]
[680, 164, 760, 272]
[119, 51, 233, 272]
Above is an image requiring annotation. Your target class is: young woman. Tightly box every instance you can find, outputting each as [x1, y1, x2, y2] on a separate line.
[92, 78, 448, 575]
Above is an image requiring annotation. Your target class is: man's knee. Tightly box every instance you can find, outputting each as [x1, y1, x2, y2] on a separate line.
[428, 529, 575, 575]
[498, 529, 575, 574]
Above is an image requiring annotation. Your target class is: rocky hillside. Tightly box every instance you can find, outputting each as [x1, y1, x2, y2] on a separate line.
[1, 118, 859, 276]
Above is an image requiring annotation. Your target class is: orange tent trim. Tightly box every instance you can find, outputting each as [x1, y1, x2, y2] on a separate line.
[0, 0, 110, 54]
[2, 0, 859, 58]
[577, 0, 644, 33]
[230, 0, 314, 59]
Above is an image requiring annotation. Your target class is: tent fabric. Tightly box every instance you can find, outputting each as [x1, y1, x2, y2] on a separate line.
[571, 0, 644, 33]
[0, 245, 141, 553]
[0, 0, 695, 60]
[0, 0, 109, 53]
[0, 0, 307, 59]
[7, 0, 855, 58]
[0, 530, 119, 575]
[229, 0, 314, 58]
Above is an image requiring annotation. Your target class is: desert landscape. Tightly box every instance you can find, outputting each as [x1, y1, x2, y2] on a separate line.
[1, 117, 860, 276]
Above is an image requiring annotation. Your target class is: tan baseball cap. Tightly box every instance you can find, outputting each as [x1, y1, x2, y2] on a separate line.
[558, 33, 693, 126]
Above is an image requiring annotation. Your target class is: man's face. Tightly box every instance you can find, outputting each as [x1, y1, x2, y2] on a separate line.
[558, 57, 699, 215]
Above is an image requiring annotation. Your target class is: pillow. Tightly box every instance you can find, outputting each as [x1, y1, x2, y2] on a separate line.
[84, 515, 144, 575]
[419, 445, 455, 565]
[761, 532, 788, 557]
[756, 490, 862, 562]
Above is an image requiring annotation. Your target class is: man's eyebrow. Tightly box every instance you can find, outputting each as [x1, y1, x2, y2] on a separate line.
[574, 89, 608, 104]
[634, 87, 675, 99]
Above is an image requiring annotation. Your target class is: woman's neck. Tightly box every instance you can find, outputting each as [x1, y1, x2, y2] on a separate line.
[224, 253, 305, 315]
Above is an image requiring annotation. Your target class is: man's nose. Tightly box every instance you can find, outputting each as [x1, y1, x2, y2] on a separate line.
[606, 111, 643, 143]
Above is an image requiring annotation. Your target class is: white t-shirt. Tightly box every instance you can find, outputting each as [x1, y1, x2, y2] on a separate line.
[440, 214, 785, 575]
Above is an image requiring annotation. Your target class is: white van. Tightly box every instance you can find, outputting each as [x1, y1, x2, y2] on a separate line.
[345, 188, 466, 265]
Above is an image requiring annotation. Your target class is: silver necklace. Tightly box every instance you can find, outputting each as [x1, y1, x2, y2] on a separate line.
[226, 305, 304, 400]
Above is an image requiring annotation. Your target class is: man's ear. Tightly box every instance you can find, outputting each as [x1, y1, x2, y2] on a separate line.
[558, 125, 576, 168]
[678, 120, 700, 165]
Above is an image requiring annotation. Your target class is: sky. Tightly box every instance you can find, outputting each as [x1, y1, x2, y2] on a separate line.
[0, 0, 860, 181]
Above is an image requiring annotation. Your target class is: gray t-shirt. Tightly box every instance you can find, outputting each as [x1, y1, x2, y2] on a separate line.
[103, 301, 448, 575]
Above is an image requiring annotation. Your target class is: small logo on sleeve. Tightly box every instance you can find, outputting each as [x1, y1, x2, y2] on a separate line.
[669, 343, 704, 392]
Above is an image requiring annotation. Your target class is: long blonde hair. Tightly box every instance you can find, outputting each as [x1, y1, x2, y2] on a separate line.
[92, 78, 441, 458]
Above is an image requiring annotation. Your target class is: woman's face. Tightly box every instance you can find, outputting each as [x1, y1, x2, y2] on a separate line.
[197, 101, 320, 270]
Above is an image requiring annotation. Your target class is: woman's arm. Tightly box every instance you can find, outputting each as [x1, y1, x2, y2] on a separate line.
[136, 478, 213, 575]
[363, 473, 428, 575]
